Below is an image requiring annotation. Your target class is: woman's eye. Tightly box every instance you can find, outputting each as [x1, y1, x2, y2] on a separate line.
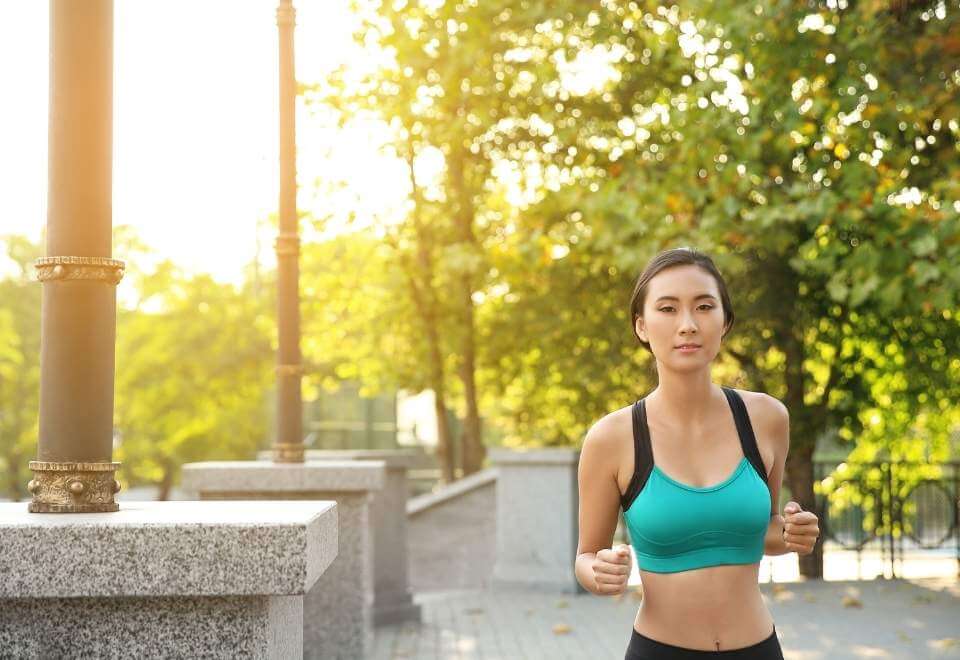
[658, 305, 714, 312]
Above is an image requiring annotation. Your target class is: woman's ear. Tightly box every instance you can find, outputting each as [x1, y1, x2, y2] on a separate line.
[635, 317, 646, 343]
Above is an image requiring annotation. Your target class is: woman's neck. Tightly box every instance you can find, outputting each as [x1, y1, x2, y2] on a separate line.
[648, 371, 722, 427]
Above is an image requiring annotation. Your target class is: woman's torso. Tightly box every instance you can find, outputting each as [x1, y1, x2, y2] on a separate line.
[612, 388, 777, 651]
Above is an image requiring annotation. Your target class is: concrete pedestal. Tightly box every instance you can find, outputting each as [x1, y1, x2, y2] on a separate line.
[489, 447, 584, 593]
[257, 449, 423, 627]
[181, 460, 384, 660]
[0, 501, 337, 658]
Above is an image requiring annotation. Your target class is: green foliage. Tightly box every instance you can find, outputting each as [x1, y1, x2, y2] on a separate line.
[0, 228, 275, 498]
[114, 260, 274, 493]
[314, 0, 960, 479]
[3, 1, 958, 508]
[0, 235, 42, 500]
[299, 230, 432, 398]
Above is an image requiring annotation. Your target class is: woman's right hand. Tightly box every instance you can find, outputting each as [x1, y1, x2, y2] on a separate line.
[591, 544, 632, 595]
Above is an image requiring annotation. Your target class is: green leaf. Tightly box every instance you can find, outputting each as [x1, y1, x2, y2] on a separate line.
[827, 272, 849, 302]
[912, 260, 941, 286]
[849, 274, 880, 307]
[909, 234, 937, 258]
[878, 276, 903, 308]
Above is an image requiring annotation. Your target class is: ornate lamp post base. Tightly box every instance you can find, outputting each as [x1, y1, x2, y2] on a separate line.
[27, 461, 121, 513]
[271, 443, 306, 463]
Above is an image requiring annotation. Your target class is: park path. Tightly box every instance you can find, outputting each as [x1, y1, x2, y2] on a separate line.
[371, 577, 960, 660]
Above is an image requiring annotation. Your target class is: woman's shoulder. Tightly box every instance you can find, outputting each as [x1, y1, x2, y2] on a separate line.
[728, 387, 789, 430]
[580, 404, 635, 484]
[583, 403, 634, 447]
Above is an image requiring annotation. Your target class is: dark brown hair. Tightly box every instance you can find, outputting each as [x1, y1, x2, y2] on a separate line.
[629, 247, 735, 353]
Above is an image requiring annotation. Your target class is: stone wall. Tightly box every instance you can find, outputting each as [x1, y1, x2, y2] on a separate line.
[406, 468, 497, 592]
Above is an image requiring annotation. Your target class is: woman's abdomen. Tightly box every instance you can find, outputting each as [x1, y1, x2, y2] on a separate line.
[632, 564, 774, 651]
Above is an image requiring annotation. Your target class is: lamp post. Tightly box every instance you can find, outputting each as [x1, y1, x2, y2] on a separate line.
[272, 0, 305, 463]
[28, 0, 123, 513]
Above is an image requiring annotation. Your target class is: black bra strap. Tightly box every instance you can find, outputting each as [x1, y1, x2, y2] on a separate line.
[621, 398, 653, 511]
[721, 387, 769, 488]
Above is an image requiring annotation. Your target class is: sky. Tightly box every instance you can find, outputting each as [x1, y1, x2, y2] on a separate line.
[0, 0, 409, 286]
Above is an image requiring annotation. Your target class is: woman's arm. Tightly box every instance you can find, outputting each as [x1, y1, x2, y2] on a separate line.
[574, 416, 627, 594]
[758, 393, 791, 556]
[764, 514, 789, 556]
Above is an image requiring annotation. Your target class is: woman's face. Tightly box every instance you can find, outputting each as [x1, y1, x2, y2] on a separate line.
[635, 264, 728, 367]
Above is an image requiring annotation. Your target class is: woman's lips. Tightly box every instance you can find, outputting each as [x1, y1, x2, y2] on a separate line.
[675, 345, 701, 353]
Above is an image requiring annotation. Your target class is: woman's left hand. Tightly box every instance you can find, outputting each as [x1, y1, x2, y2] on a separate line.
[782, 501, 819, 555]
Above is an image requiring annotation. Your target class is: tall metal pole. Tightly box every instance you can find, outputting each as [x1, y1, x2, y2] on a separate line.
[272, 0, 305, 462]
[28, 0, 123, 512]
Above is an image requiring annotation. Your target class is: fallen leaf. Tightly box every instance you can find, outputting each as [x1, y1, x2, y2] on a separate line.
[912, 594, 935, 604]
[897, 631, 911, 642]
[841, 595, 863, 608]
[553, 623, 572, 635]
[803, 594, 817, 603]
[932, 638, 959, 649]
[555, 600, 569, 608]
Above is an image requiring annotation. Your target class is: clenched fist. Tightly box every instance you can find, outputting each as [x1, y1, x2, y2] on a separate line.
[590, 544, 632, 595]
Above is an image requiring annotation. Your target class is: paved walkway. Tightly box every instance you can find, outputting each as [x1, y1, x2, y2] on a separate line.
[372, 577, 960, 659]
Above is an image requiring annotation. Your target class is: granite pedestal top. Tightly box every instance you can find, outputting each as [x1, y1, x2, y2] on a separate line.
[255, 449, 427, 470]
[0, 500, 337, 599]
[489, 447, 580, 465]
[181, 459, 386, 493]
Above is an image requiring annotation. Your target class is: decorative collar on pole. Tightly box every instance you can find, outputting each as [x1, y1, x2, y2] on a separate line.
[35, 256, 126, 285]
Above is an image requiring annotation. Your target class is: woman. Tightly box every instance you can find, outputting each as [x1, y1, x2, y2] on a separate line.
[574, 247, 820, 659]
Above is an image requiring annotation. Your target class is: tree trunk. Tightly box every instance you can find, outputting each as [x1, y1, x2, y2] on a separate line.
[399, 139, 456, 485]
[780, 304, 824, 579]
[448, 146, 485, 475]
[457, 290, 485, 474]
[432, 394, 455, 485]
[784, 441, 825, 578]
[399, 254, 455, 484]
[6, 450, 22, 502]
[156, 459, 175, 501]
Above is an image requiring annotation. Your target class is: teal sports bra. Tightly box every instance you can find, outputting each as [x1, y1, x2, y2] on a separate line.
[620, 387, 772, 574]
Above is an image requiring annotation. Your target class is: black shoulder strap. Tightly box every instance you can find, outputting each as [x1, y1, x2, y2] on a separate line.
[721, 387, 769, 488]
[621, 398, 654, 511]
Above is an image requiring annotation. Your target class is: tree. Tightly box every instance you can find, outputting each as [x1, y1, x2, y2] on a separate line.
[114, 260, 274, 498]
[306, 0, 606, 479]
[0, 235, 41, 501]
[486, 0, 960, 578]
[297, 0, 959, 580]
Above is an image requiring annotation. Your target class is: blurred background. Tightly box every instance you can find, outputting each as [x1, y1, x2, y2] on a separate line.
[1, 0, 959, 583]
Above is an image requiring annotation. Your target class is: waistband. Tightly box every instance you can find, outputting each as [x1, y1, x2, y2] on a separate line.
[627, 625, 781, 659]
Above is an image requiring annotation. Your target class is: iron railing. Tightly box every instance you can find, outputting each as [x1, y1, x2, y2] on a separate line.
[813, 459, 960, 579]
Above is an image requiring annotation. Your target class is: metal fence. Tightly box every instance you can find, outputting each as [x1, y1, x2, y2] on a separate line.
[813, 459, 960, 579]
[303, 385, 398, 450]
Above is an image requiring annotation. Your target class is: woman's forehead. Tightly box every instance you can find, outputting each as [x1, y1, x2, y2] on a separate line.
[647, 266, 718, 297]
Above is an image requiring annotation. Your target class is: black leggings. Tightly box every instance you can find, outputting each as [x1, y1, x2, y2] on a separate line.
[625, 625, 784, 659]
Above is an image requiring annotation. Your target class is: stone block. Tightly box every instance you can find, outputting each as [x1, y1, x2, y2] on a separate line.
[488, 448, 584, 594]
[182, 460, 385, 660]
[0, 500, 337, 658]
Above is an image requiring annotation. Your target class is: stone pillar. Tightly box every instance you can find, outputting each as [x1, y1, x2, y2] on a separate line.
[181, 461, 384, 660]
[489, 447, 584, 594]
[0, 500, 337, 658]
[257, 449, 423, 626]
